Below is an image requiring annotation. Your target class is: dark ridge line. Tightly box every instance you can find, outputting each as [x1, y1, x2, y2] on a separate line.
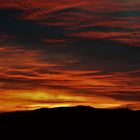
[0, 105, 135, 114]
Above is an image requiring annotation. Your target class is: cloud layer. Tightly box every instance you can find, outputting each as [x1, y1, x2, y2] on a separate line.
[0, 0, 140, 111]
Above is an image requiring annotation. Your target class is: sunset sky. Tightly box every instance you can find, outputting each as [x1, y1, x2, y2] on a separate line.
[0, 0, 140, 111]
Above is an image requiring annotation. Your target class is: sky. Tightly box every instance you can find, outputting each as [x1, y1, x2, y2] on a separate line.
[0, 0, 140, 111]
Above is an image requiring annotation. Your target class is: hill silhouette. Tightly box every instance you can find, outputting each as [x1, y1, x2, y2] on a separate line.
[0, 106, 139, 140]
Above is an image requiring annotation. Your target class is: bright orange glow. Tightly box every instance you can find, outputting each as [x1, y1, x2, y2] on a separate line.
[0, 89, 139, 112]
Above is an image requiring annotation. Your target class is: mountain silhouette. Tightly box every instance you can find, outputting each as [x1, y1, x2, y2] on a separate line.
[0, 106, 139, 140]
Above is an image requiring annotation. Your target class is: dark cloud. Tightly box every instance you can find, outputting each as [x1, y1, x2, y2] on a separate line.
[98, 91, 140, 102]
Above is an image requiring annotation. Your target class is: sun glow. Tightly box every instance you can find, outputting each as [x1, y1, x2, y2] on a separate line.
[0, 89, 137, 112]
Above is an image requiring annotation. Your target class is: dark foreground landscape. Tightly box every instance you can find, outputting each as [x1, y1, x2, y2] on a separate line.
[0, 106, 139, 140]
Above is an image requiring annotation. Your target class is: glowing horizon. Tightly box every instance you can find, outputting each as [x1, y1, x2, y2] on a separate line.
[0, 89, 139, 112]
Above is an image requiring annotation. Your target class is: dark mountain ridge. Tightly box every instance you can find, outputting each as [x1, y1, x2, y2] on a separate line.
[0, 106, 139, 140]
